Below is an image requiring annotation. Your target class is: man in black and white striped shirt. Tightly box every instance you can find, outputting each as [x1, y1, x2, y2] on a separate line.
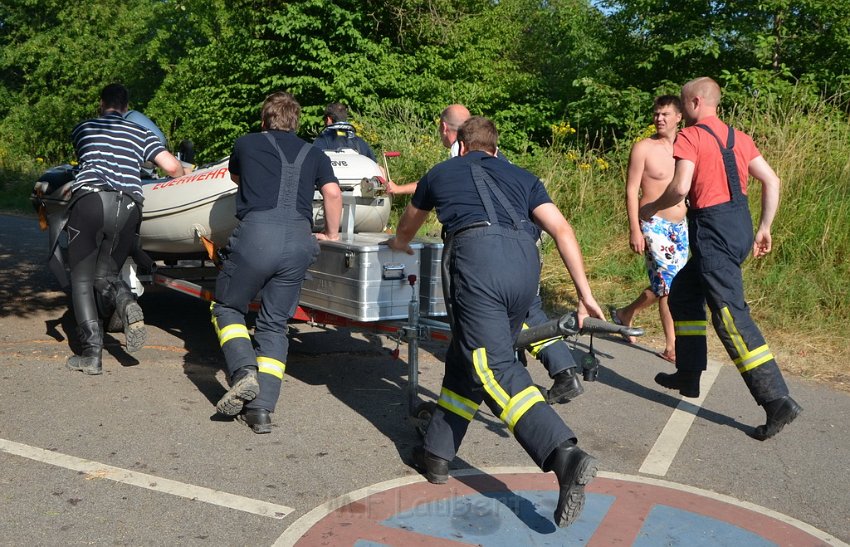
[65, 83, 183, 376]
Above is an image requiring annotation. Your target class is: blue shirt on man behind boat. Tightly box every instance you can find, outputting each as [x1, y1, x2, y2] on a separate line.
[411, 151, 552, 236]
[228, 130, 338, 222]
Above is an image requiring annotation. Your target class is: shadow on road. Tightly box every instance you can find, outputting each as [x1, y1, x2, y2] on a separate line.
[138, 287, 229, 411]
[285, 327, 511, 461]
[591, 355, 751, 434]
[0, 214, 68, 318]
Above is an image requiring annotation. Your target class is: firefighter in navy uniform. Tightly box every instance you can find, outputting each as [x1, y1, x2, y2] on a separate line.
[641, 77, 801, 440]
[386, 117, 605, 528]
[313, 103, 377, 161]
[211, 92, 342, 433]
[390, 103, 587, 404]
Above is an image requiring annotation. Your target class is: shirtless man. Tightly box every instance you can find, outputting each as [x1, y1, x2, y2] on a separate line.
[610, 95, 688, 363]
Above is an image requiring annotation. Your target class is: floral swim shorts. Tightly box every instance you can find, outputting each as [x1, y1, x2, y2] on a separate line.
[641, 216, 689, 297]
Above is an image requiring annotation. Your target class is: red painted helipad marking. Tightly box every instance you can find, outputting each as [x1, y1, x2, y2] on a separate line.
[275, 470, 843, 547]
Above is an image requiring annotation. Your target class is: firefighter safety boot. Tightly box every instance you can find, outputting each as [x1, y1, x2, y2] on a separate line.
[547, 441, 598, 528]
[412, 446, 449, 484]
[654, 370, 702, 398]
[752, 395, 802, 440]
[216, 366, 259, 416]
[238, 408, 272, 434]
[548, 368, 585, 404]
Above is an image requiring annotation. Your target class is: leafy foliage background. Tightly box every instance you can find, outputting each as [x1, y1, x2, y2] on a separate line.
[3, 0, 847, 163]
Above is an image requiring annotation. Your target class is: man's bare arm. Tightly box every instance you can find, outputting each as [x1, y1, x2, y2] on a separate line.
[749, 156, 781, 257]
[317, 183, 342, 241]
[153, 150, 184, 178]
[625, 141, 647, 254]
[385, 205, 429, 255]
[385, 180, 418, 196]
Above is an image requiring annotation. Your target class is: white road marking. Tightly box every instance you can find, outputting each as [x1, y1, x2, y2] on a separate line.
[639, 361, 722, 476]
[0, 437, 293, 519]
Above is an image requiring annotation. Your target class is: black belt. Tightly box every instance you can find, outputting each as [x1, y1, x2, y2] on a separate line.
[442, 220, 491, 240]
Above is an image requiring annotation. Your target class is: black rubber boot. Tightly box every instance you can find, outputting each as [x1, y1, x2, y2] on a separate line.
[655, 370, 702, 398]
[752, 396, 802, 440]
[216, 367, 259, 416]
[546, 441, 598, 528]
[66, 320, 104, 375]
[412, 446, 449, 484]
[548, 368, 585, 404]
[113, 281, 145, 353]
[238, 408, 272, 434]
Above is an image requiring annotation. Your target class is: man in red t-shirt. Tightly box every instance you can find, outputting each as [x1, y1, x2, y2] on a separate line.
[640, 77, 801, 441]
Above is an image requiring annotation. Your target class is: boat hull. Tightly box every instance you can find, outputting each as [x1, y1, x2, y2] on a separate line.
[33, 150, 392, 257]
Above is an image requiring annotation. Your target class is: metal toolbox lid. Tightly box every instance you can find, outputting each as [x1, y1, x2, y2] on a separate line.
[318, 232, 424, 252]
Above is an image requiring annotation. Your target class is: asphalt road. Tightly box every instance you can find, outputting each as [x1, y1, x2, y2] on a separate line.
[1, 213, 848, 545]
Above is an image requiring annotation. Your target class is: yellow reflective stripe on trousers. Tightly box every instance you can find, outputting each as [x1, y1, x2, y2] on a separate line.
[719, 307, 748, 359]
[437, 387, 478, 421]
[734, 344, 774, 373]
[499, 385, 546, 433]
[674, 320, 707, 336]
[217, 324, 250, 347]
[521, 322, 559, 357]
[210, 302, 220, 334]
[257, 356, 285, 379]
[472, 348, 510, 410]
[210, 302, 251, 347]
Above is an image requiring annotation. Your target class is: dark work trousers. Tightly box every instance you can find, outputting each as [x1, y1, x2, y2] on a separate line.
[66, 191, 140, 326]
[442, 241, 576, 378]
[211, 141, 319, 413]
[425, 225, 575, 468]
[522, 294, 577, 377]
[668, 124, 788, 405]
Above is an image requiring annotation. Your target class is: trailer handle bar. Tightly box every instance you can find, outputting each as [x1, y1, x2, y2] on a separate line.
[514, 312, 644, 349]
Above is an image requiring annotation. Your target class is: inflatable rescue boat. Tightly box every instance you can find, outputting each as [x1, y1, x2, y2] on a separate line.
[32, 149, 392, 257]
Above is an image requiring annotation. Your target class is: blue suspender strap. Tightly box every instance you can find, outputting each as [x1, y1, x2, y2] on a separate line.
[695, 123, 746, 203]
[469, 162, 526, 230]
[263, 132, 311, 211]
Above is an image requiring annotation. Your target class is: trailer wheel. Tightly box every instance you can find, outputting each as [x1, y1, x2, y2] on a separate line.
[413, 401, 436, 439]
[415, 401, 436, 420]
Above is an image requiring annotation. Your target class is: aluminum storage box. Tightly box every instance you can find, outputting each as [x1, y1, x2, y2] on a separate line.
[415, 237, 447, 317]
[300, 233, 423, 321]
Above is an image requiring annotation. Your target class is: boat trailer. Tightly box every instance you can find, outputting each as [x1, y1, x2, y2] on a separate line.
[147, 260, 642, 428]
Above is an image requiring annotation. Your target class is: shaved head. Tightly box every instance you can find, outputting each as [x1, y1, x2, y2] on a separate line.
[682, 77, 721, 107]
[439, 103, 472, 149]
[440, 104, 471, 130]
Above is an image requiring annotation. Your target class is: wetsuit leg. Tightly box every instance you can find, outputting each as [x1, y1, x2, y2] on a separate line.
[67, 193, 106, 326]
